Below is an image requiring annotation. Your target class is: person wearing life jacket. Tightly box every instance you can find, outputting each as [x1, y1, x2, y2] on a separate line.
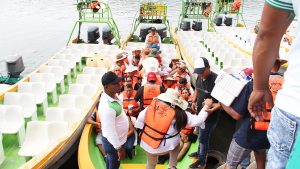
[134, 72, 165, 109]
[135, 88, 214, 169]
[173, 63, 190, 83]
[140, 57, 162, 86]
[89, 0, 101, 12]
[121, 75, 140, 91]
[145, 27, 161, 47]
[162, 76, 178, 90]
[87, 100, 106, 157]
[177, 77, 194, 95]
[119, 84, 140, 117]
[113, 65, 124, 88]
[125, 65, 141, 84]
[114, 52, 128, 74]
[132, 50, 141, 67]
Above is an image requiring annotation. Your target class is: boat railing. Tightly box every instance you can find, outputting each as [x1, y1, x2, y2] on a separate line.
[178, 0, 214, 31]
[67, 0, 121, 46]
[213, 0, 246, 27]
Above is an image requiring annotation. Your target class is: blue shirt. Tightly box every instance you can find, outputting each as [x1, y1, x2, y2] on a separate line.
[232, 82, 270, 150]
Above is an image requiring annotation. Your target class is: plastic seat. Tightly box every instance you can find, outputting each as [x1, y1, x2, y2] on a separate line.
[18, 121, 49, 157]
[63, 108, 82, 126]
[59, 94, 92, 111]
[18, 82, 48, 114]
[47, 59, 72, 84]
[69, 84, 98, 97]
[45, 108, 65, 123]
[48, 122, 68, 143]
[4, 92, 37, 120]
[0, 132, 4, 166]
[84, 84, 99, 97]
[76, 74, 102, 87]
[39, 65, 65, 94]
[83, 67, 107, 75]
[30, 73, 57, 104]
[53, 54, 77, 77]
[68, 84, 85, 96]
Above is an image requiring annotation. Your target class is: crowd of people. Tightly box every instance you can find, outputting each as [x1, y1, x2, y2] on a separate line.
[86, 1, 300, 168]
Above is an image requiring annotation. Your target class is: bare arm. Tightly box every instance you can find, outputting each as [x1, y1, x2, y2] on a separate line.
[221, 103, 243, 120]
[248, 3, 294, 120]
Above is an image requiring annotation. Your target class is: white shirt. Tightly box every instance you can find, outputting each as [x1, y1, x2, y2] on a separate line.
[135, 105, 209, 154]
[98, 92, 129, 149]
[267, 0, 300, 117]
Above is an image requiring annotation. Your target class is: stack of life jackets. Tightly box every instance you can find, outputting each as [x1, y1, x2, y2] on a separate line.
[147, 33, 160, 46]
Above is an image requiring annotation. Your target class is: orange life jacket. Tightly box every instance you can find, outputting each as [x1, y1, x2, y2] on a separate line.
[250, 102, 271, 131]
[141, 99, 177, 149]
[89, 2, 100, 10]
[162, 82, 177, 89]
[122, 91, 139, 111]
[180, 126, 194, 135]
[143, 84, 161, 108]
[147, 33, 160, 45]
[251, 76, 284, 131]
[95, 111, 101, 133]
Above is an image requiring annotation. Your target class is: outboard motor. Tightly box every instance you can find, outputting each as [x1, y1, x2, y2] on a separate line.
[139, 25, 152, 41]
[224, 16, 233, 26]
[156, 25, 167, 40]
[180, 20, 190, 31]
[192, 20, 202, 31]
[87, 26, 100, 44]
[214, 15, 223, 26]
[102, 26, 114, 45]
[6, 55, 25, 78]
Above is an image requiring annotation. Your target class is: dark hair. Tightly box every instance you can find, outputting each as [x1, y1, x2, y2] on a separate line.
[126, 76, 133, 81]
[173, 105, 188, 132]
[125, 84, 133, 89]
[179, 78, 187, 84]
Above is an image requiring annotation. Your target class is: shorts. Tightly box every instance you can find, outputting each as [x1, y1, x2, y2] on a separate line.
[96, 132, 103, 145]
[226, 139, 266, 169]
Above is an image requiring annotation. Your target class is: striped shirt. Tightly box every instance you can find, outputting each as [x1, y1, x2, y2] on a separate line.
[266, 0, 294, 12]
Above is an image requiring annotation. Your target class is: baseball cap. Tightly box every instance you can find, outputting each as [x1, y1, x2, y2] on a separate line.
[147, 72, 157, 82]
[101, 71, 122, 86]
[194, 57, 209, 74]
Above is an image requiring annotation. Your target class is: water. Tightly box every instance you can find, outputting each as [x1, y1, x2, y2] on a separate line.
[0, 0, 264, 75]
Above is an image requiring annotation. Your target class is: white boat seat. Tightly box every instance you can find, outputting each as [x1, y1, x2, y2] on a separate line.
[46, 108, 65, 123]
[62, 108, 82, 127]
[0, 132, 4, 166]
[39, 65, 65, 94]
[30, 73, 57, 104]
[76, 74, 102, 87]
[59, 94, 92, 111]
[53, 54, 77, 77]
[83, 67, 107, 75]
[0, 105, 26, 146]
[48, 122, 68, 143]
[4, 92, 37, 120]
[47, 59, 72, 84]
[18, 82, 48, 113]
[68, 84, 98, 97]
[18, 121, 49, 157]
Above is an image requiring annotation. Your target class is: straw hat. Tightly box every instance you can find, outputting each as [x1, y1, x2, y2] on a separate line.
[125, 65, 138, 73]
[157, 88, 188, 110]
[115, 52, 128, 62]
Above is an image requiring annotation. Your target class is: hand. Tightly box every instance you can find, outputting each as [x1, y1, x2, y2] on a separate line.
[248, 89, 274, 122]
[117, 148, 125, 161]
[206, 103, 221, 114]
[191, 102, 197, 112]
[203, 99, 213, 108]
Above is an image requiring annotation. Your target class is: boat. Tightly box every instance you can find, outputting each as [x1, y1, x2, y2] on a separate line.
[0, 0, 122, 168]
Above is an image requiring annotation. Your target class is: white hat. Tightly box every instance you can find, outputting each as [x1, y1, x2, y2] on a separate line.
[125, 65, 138, 73]
[157, 88, 188, 110]
[194, 57, 209, 74]
[142, 57, 159, 73]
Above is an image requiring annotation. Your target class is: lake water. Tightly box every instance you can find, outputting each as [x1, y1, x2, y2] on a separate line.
[0, 0, 264, 75]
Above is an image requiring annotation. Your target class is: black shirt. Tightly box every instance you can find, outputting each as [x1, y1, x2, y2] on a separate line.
[232, 82, 270, 150]
[196, 72, 219, 123]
